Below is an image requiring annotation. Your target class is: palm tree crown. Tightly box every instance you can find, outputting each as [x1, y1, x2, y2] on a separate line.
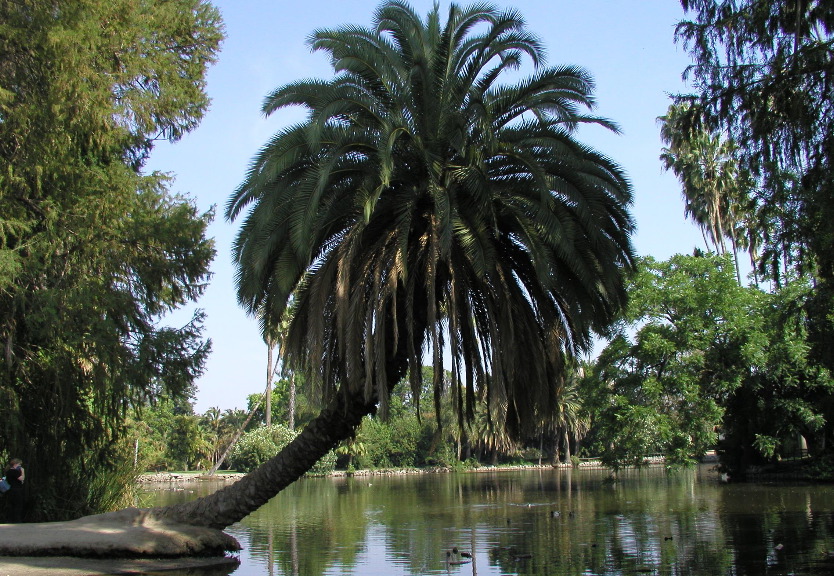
[659, 103, 756, 284]
[226, 0, 635, 438]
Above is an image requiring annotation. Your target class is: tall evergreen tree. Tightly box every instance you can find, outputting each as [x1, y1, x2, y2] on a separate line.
[0, 0, 222, 520]
[158, 0, 634, 529]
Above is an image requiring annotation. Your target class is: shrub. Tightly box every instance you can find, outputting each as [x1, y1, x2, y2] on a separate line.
[424, 442, 457, 468]
[356, 418, 394, 468]
[229, 424, 336, 475]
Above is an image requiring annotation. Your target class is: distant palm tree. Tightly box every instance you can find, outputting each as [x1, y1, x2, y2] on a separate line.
[156, 0, 634, 529]
[472, 399, 516, 464]
[550, 365, 590, 464]
[200, 407, 223, 466]
[659, 104, 754, 284]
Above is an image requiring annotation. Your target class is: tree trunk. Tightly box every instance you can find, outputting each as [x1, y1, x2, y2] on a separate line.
[161, 286, 425, 529]
[266, 338, 274, 428]
[288, 372, 296, 430]
[550, 427, 561, 466]
[154, 388, 376, 529]
[207, 385, 267, 476]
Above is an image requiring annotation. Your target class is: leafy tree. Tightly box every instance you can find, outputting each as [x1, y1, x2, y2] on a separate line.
[587, 253, 834, 475]
[0, 0, 222, 520]
[586, 254, 752, 470]
[169, 414, 214, 471]
[672, 0, 834, 366]
[211, 408, 252, 470]
[471, 400, 518, 465]
[720, 278, 834, 475]
[344, 369, 449, 469]
[133, 400, 179, 471]
[335, 427, 368, 470]
[158, 1, 634, 529]
[132, 396, 212, 471]
[548, 365, 590, 464]
[200, 407, 224, 467]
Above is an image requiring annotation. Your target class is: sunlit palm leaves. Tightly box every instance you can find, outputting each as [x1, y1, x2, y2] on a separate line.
[659, 103, 757, 283]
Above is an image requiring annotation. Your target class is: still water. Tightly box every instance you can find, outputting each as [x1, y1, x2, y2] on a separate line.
[142, 466, 834, 575]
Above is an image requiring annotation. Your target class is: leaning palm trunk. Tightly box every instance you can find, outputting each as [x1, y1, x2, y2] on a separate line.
[155, 388, 375, 529]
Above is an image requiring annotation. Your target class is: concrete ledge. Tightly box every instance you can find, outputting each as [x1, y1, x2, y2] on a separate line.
[0, 508, 240, 558]
[0, 555, 239, 575]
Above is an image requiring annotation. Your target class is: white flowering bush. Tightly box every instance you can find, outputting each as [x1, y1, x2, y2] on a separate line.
[229, 424, 336, 475]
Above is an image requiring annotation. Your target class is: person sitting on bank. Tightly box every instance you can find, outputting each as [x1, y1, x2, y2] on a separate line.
[5, 458, 25, 523]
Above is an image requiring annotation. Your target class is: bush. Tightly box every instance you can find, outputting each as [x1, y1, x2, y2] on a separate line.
[424, 442, 457, 468]
[229, 424, 336, 475]
[356, 418, 394, 468]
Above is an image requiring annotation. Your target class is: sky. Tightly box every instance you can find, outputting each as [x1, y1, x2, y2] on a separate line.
[144, 0, 705, 414]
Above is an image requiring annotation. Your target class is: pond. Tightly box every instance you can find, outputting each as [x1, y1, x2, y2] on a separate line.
[140, 465, 834, 575]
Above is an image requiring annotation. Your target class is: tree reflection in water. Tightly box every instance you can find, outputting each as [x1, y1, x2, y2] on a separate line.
[143, 467, 834, 575]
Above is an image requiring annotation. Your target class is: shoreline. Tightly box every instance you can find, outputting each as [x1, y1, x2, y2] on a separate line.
[136, 458, 675, 484]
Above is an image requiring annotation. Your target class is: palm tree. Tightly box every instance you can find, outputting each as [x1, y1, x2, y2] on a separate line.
[154, 0, 634, 530]
[659, 103, 754, 284]
[200, 406, 223, 467]
[550, 365, 590, 464]
[472, 398, 516, 464]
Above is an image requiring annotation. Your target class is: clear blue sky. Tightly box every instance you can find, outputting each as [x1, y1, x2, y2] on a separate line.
[145, 0, 704, 413]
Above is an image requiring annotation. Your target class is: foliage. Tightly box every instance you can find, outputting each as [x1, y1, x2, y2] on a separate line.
[586, 254, 753, 470]
[804, 453, 834, 480]
[226, 0, 635, 445]
[659, 103, 755, 282]
[586, 253, 834, 475]
[247, 374, 318, 430]
[229, 424, 336, 475]
[129, 397, 215, 471]
[719, 278, 834, 474]
[0, 0, 222, 520]
[544, 364, 591, 464]
[353, 413, 435, 469]
[672, 0, 834, 367]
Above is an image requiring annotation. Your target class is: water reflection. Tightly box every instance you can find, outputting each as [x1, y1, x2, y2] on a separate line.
[141, 467, 834, 575]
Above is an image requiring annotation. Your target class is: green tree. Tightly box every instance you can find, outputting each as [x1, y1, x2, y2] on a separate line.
[211, 408, 251, 470]
[133, 396, 212, 471]
[246, 374, 318, 430]
[0, 0, 222, 520]
[672, 0, 834, 366]
[158, 1, 634, 529]
[169, 414, 213, 471]
[720, 278, 834, 476]
[586, 253, 834, 475]
[472, 399, 517, 465]
[200, 407, 224, 467]
[586, 254, 752, 470]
